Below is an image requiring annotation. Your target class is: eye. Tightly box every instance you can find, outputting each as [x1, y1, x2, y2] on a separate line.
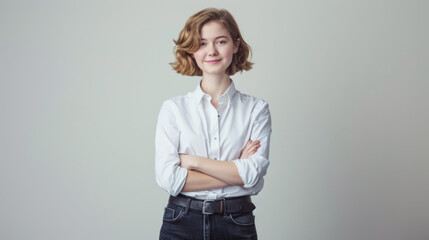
[217, 40, 226, 45]
[200, 42, 207, 46]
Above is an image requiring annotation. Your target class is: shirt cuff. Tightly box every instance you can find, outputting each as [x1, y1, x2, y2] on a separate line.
[233, 155, 269, 188]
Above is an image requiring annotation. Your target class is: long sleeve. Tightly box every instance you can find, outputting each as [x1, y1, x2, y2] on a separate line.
[233, 101, 272, 188]
[155, 81, 271, 198]
[155, 100, 188, 196]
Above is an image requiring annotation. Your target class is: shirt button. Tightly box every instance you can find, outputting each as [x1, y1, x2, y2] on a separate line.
[214, 157, 217, 160]
[214, 137, 217, 140]
[218, 115, 220, 118]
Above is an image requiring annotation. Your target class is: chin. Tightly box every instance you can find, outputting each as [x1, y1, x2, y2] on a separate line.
[204, 67, 228, 75]
[204, 71, 227, 76]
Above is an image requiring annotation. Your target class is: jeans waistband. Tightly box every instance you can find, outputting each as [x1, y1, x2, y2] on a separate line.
[169, 194, 255, 215]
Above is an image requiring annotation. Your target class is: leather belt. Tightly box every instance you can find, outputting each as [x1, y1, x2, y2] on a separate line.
[169, 194, 255, 215]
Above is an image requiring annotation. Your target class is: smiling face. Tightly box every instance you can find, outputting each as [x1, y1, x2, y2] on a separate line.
[192, 21, 240, 78]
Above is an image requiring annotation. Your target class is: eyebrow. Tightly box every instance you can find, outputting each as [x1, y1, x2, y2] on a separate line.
[200, 36, 228, 40]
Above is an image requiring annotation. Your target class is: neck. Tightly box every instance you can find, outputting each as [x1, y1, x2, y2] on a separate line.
[200, 73, 231, 100]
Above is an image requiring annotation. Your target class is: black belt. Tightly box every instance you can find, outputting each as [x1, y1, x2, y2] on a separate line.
[169, 194, 255, 215]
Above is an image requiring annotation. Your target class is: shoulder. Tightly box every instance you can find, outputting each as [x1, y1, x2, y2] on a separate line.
[159, 91, 194, 114]
[235, 91, 270, 112]
[161, 91, 193, 107]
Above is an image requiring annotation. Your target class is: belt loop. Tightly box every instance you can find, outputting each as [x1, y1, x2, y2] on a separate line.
[184, 197, 191, 215]
[223, 198, 227, 216]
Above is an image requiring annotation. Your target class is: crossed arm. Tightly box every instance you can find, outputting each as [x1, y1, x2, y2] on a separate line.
[180, 140, 261, 192]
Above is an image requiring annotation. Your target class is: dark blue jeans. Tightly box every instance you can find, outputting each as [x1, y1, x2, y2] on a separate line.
[159, 202, 258, 240]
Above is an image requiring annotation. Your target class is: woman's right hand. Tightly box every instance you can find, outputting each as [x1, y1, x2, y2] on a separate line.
[239, 140, 261, 159]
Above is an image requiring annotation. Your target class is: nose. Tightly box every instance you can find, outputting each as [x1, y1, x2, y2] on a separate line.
[208, 43, 218, 56]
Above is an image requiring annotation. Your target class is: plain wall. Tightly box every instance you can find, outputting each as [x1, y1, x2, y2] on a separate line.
[1, 0, 428, 239]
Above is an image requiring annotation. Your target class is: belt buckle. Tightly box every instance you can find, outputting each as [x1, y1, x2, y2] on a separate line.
[202, 200, 214, 215]
[202, 198, 225, 215]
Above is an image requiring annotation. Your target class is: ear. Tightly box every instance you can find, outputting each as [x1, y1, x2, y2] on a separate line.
[233, 38, 241, 53]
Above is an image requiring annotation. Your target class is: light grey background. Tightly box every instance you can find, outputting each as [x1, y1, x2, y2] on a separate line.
[1, 0, 428, 239]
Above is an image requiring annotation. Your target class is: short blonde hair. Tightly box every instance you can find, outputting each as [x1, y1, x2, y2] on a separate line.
[170, 8, 253, 76]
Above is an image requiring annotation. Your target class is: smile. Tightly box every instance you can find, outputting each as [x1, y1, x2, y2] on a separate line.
[205, 59, 221, 64]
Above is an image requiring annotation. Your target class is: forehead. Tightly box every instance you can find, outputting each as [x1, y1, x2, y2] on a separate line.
[200, 21, 231, 39]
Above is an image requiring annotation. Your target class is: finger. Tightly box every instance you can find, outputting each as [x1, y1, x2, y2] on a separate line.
[242, 141, 255, 153]
[247, 145, 261, 157]
[242, 148, 256, 159]
[241, 140, 261, 159]
[242, 147, 258, 159]
[247, 142, 260, 151]
[251, 147, 259, 154]
[245, 140, 259, 150]
[249, 144, 260, 152]
[244, 140, 254, 149]
[242, 147, 252, 158]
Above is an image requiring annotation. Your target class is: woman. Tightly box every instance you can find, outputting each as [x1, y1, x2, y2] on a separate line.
[155, 8, 272, 240]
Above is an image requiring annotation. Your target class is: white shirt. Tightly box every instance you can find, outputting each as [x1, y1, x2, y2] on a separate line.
[155, 80, 272, 200]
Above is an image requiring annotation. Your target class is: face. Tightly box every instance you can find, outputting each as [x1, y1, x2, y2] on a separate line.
[192, 21, 240, 77]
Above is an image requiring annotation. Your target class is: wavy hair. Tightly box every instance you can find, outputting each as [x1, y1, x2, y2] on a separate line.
[170, 8, 253, 76]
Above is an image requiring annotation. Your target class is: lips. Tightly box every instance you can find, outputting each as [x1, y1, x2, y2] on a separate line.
[205, 59, 221, 64]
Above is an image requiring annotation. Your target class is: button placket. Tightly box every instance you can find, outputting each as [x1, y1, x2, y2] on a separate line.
[215, 109, 221, 162]
[206, 106, 219, 163]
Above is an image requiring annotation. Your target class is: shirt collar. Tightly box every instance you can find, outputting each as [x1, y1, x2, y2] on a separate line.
[193, 80, 237, 105]
[193, 81, 206, 104]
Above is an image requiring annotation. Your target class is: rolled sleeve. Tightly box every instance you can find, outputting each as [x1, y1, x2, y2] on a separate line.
[155, 101, 188, 196]
[234, 135, 271, 188]
[233, 101, 272, 188]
